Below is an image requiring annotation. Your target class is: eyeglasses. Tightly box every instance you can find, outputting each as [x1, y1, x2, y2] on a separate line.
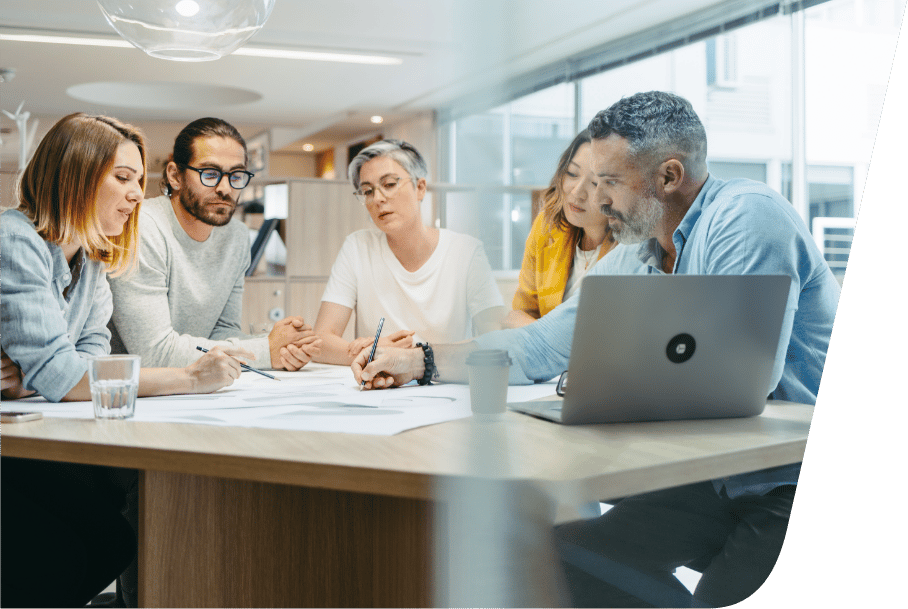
[184, 165, 255, 190]
[353, 176, 412, 204]
[556, 370, 569, 396]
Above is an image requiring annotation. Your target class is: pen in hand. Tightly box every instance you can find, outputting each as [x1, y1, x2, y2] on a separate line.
[361, 317, 385, 387]
[196, 346, 280, 381]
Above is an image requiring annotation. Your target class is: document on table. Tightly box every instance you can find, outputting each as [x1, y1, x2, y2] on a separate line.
[4, 364, 558, 435]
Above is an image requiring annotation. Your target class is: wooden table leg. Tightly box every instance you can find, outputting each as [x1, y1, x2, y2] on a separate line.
[138, 470, 432, 607]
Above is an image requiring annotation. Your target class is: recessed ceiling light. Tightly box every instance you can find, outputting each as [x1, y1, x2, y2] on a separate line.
[0, 33, 404, 65]
[174, 1, 201, 18]
[0, 33, 133, 48]
[235, 47, 401, 65]
[370, 115, 384, 124]
[302, 144, 314, 152]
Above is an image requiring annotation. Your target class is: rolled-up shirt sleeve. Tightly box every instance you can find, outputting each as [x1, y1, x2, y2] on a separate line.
[474, 293, 579, 384]
[474, 243, 649, 385]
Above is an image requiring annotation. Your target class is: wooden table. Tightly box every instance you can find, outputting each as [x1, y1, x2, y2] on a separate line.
[1, 400, 813, 607]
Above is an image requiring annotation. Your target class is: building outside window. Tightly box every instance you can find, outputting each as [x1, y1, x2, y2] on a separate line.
[440, 0, 904, 282]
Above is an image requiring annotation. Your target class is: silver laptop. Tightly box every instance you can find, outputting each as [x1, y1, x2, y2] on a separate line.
[508, 274, 791, 424]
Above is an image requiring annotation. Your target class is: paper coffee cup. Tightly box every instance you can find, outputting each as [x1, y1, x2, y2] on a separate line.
[466, 349, 512, 418]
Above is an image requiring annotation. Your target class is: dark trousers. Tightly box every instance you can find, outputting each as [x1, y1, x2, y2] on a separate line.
[109, 469, 139, 608]
[1, 458, 136, 608]
[555, 481, 796, 608]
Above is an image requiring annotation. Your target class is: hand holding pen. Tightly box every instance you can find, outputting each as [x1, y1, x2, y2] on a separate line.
[361, 317, 385, 387]
[196, 346, 280, 381]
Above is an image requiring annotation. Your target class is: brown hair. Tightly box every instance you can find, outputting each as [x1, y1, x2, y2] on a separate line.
[540, 129, 600, 251]
[161, 117, 247, 195]
[17, 113, 146, 275]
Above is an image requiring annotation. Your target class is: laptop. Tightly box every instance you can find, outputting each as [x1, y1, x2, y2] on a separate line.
[508, 274, 791, 424]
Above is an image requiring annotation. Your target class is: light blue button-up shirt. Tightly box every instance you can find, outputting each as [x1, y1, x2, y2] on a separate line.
[476, 175, 840, 497]
[1, 209, 113, 402]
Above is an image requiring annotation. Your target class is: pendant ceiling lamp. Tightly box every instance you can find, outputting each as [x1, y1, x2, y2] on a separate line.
[97, 0, 276, 61]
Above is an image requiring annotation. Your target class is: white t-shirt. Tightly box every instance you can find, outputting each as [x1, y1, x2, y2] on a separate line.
[321, 228, 504, 344]
[564, 243, 601, 301]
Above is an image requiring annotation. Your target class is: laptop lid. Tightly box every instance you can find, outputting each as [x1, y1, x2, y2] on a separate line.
[514, 274, 790, 425]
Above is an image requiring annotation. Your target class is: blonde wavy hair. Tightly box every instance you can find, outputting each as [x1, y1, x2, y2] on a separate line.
[17, 113, 147, 275]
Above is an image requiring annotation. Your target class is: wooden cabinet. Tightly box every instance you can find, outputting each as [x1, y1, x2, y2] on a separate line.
[284, 179, 374, 276]
[242, 279, 287, 334]
[242, 179, 371, 335]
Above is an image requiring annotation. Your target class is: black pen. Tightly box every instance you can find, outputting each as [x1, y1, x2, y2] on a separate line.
[196, 346, 280, 381]
[361, 317, 385, 387]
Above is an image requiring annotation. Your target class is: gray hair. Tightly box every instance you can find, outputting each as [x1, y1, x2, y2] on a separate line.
[348, 139, 428, 190]
[587, 91, 707, 171]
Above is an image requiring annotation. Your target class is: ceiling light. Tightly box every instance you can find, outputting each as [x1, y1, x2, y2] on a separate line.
[97, 0, 276, 61]
[0, 33, 403, 65]
[234, 47, 401, 65]
[174, 1, 201, 18]
[302, 144, 314, 152]
[0, 33, 133, 48]
[370, 116, 384, 124]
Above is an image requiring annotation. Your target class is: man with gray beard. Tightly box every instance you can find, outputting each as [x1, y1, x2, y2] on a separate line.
[354, 91, 839, 607]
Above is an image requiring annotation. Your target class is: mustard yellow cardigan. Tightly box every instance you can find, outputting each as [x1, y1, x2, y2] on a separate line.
[512, 213, 614, 318]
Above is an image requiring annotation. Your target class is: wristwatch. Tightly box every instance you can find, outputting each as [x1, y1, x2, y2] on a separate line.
[415, 342, 437, 385]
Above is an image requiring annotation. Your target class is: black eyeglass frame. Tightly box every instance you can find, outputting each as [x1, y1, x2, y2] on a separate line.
[556, 370, 569, 396]
[184, 164, 255, 190]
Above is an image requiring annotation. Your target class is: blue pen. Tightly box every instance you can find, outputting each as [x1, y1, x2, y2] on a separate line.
[196, 346, 279, 380]
[361, 317, 385, 387]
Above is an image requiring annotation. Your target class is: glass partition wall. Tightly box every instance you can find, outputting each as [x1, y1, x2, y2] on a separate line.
[438, 0, 905, 284]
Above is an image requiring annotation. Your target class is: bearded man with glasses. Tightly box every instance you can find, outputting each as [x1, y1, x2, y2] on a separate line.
[108, 117, 320, 373]
[106, 118, 321, 607]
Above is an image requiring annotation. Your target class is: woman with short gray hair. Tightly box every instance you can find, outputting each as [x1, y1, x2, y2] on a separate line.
[282, 139, 505, 367]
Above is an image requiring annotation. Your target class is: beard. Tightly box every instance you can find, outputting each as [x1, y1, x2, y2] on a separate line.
[606, 192, 665, 245]
[178, 187, 237, 227]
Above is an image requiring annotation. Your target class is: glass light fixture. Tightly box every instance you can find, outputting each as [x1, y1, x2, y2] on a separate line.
[97, 0, 276, 62]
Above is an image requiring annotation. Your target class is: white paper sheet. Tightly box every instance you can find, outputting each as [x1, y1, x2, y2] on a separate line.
[2, 364, 558, 435]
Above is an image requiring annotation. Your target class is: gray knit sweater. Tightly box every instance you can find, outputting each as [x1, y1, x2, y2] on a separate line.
[108, 195, 270, 368]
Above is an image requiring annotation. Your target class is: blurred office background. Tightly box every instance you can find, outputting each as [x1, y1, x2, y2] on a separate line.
[3, 0, 904, 291]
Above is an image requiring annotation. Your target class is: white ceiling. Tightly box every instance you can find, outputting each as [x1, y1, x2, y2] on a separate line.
[0, 0, 725, 158]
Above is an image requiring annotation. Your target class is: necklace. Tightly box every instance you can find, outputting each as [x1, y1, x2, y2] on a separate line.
[576, 244, 599, 270]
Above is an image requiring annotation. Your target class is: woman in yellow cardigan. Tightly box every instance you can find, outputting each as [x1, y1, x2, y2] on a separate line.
[504, 130, 616, 328]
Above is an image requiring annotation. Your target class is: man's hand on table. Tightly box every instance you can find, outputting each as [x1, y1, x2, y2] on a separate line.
[352, 346, 424, 389]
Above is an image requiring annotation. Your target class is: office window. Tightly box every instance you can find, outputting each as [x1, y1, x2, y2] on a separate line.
[706, 34, 740, 89]
[441, 0, 904, 272]
[707, 161, 768, 184]
[447, 84, 574, 269]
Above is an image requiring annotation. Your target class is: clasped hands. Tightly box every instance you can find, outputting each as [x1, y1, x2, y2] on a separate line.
[269, 316, 323, 371]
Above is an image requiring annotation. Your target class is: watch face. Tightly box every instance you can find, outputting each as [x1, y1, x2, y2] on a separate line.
[666, 333, 696, 364]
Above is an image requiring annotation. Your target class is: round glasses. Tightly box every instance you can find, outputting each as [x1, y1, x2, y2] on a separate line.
[353, 176, 412, 205]
[185, 165, 255, 190]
